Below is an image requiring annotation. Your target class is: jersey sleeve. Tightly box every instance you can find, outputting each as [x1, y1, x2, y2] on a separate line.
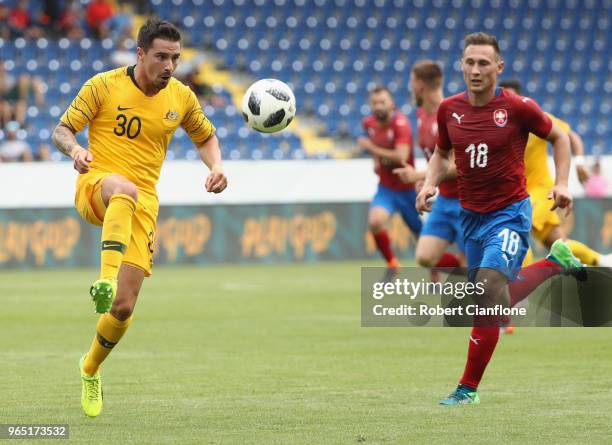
[181, 88, 216, 145]
[393, 116, 412, 147]
[60, 73, 108, 133]
[436, 101, 452, 151]
[517, 97, 553, 139]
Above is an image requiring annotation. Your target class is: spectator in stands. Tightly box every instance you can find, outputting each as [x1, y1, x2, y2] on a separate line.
[0, 63, 20, 127]
[8, 0, 44, 38]
[0, 63, 12, 127]
[58, 0, 85, 39]
[0, 63, 45, 128]
[127, 0, 149, 14]
[107, 3, 133, 41]
[0, 5, 10, 39]
[180, 67, 227, 109]
[0, 122, 50, 162]
[86, 0, 114, 38]
[584, 160, 609, 198]
[8, 0, 30, 36]
[41, 0, 61, 31]
[111, 37, 137, 67]
[0, 121, 32, 162]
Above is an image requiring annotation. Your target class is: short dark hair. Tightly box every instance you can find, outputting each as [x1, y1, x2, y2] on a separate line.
[369, 85, 393, 97]
[137, 18, 181, 52]
[499, 79, 522, 94]
[412, 60, 443, 88]
[463, 32, 501, 58]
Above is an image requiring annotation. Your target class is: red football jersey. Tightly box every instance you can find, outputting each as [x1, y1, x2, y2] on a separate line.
[362, 112, 414, 191]
[437, 88, 552, 213]
[416, 107, 459, 198]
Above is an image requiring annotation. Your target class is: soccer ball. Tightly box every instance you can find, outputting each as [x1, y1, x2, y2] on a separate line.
[241, 79, 296, 133]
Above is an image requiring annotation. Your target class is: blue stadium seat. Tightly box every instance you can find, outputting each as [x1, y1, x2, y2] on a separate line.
[7, 1, 610, 159]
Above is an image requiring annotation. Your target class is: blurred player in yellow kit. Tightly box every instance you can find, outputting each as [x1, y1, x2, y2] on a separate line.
[500, 80, 611, 267]
[499, 80, 610, 333]
[52, 19, 227, 417]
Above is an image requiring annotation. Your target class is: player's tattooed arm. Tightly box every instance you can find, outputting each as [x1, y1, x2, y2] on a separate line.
[52, 123, 92, 173]
[197, 134, 228, 194]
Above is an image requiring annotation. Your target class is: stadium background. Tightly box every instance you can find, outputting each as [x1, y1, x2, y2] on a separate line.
[0, 0, 609, 269]
[1, 2, 611, 444]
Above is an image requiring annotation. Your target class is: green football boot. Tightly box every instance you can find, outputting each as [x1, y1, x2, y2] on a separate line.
[89, 279, 117, 314]
[547, 239, 587, 281]
[439, 384, 480, 406]
[79, 355, 103, 417]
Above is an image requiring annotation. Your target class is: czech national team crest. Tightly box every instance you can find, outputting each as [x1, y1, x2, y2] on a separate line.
[493, 109, 508, 127]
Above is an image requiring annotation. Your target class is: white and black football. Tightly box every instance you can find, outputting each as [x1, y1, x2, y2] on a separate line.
[241, 79, 296, 133]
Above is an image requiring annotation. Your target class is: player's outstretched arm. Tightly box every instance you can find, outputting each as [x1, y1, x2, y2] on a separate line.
[416, 146, 449, 213]
[197, 134, 227, 194]
[51, 123, 92, 173]
[394, 150, 458, 185]
[357, 137, 409, 166]
[546, 122, 572, 214]
[393, 165, 425, 184]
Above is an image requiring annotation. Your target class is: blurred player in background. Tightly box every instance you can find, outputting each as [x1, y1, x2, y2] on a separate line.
[52, 18, 227, 418]
[357, 86, 422, 276]
[394, 60, 465, 275]
[499, 80, 611, 267]
[417, 32, 584, 405]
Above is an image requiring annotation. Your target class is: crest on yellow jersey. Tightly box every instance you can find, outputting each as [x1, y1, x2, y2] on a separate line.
[165, 110, 179, 120]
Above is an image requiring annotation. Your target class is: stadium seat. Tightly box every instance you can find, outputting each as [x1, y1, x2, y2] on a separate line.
[153, 0, 612, 155]
[5, 0, 608, 159]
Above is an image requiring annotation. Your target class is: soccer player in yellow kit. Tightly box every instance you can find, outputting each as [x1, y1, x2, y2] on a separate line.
[51, 19, 227, 417]
[499, 80, 611, 268]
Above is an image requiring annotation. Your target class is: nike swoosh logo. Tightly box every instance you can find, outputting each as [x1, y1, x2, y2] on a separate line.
[117, 106, 133, 111]
[102, 242, 123, 248]
[101, 240, 127, 253]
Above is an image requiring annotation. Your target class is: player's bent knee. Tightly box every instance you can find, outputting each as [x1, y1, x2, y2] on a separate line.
[110, 281, 141, 320]
[369, 221, 385, 233]
[475, 270, 507, 304]
[110, 301, 135, 321]
[415, 243, 439, 268]
[416, 253, 437, 268]
[368, 215, 387, 233]
[113, 181, 138, 202]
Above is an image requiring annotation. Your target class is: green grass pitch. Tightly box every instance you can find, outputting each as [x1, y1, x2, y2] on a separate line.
[1, 262, 611, 444]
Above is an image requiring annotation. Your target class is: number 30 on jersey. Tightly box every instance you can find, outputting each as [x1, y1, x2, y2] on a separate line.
[114, 114, 142, 139]
[465, 143, 488, 168]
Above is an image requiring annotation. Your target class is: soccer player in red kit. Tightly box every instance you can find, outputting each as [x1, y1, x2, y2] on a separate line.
[394, 60, 465, 272]
[358, 86, 422, 273]
[416, 32, 583, 405]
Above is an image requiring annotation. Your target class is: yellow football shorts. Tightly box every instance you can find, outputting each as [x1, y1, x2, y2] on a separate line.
[528, 184, 561, 243]
[75, 170, 158, 276]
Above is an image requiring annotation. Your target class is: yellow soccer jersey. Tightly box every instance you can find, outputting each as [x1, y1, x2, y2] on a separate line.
[60, 65, 215, 195]
[524, 113, 571, 191]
